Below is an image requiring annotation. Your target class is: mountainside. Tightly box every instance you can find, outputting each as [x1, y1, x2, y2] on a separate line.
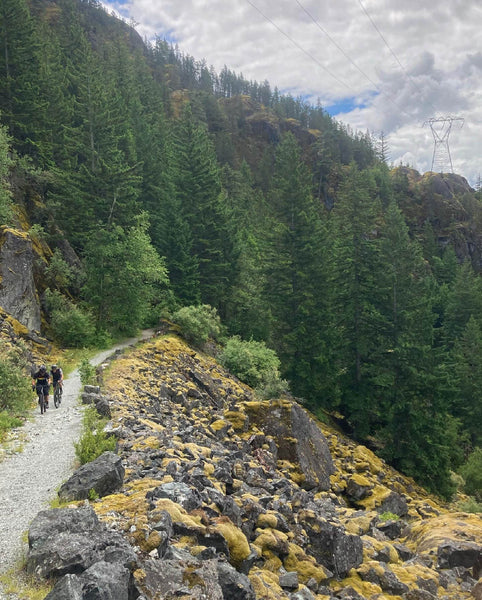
[1, 0, 482, 514]
[24, 333, 482, 599]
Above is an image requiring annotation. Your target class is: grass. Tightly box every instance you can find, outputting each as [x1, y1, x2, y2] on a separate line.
[0, 564, 53, 600]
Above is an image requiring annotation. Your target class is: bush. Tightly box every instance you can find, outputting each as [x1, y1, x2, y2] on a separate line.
[459, 447, 482, 501]
[0, 344, 33, 415]
[45, 289, 96, 347]
[74, 407, 116, 465]
[79, 358, 96, 386]
[218, 336, 288, 398]
[171, 304, 222, 347]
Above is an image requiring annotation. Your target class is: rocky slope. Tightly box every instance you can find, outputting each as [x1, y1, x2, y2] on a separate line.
[24, 333, 482, 600]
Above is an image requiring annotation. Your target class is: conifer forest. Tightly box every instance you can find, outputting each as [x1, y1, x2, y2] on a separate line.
[1, 0, 482, 500]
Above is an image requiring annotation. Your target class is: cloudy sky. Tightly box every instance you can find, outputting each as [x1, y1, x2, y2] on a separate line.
[101, 0, 481, 186]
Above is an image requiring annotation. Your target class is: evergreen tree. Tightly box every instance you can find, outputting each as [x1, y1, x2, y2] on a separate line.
[263, 133, 329, 399]
[82, 217, 168, 334]
[171, 104, 235, 312]
[0, 0, 45, 157]
[328, 164, 384, 433]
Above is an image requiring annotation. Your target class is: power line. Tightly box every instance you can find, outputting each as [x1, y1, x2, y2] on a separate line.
[243, 0, 352, 93]
[357, 0, 438, 115]
[293, 0, 413, 119]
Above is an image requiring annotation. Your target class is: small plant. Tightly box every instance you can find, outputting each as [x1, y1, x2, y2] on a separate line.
[458, 447, 482, 501]
[455, 497, 482, 513]
[74, 406, 116, 465]
[379, 512, 400, 522]
[171, 304, 222, 347]
[0, 342, 33, 439]
[79, 358, 96, 386]
[88, 488, 99, 501]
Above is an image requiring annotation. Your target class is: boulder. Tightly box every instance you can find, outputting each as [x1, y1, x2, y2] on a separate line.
[216, 561, 256, 599]
[58, 451, 124, 501]
[298, 510, 363, 577]
[135, 557, 224, 599]
[45, 561, 131, 600]
[244, 399, 334, 491]
[26, 506, 136, 579]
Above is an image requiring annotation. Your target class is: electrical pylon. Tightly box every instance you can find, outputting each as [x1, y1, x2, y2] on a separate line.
[424, 116, 464, 173]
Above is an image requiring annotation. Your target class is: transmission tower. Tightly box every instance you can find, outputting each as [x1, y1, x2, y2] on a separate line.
[424, 116, 464, 173]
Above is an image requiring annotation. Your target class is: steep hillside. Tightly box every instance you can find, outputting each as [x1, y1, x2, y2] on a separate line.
[25, 333, 482, 599]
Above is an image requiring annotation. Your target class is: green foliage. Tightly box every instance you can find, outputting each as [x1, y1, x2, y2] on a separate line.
[79, 358, 96, 386]
[0, 342, 32, 420]
[45, 290, 96, 348]
[379, 512, 400, 522]
[455, 497, 482, 514]
[218, 336, 287, 399]
[82, 218, 168, 335]
[0, 124, 14, 224]
[171, 304, 222, 347]
[74, 406, 116, 465]
[44, 249, 74, 289]
[459, 447, 482, 501]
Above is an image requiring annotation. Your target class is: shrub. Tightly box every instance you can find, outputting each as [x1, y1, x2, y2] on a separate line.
[218, 336, 288, 398]
[171, 304, 222, 347]
[456, 497, 482, 513]
[79, 358, 96, 386]
[45, 289, 96, 347]
[459, 447, 482, 501]
[74, 406, 116, 465]
[0, 344, 33, 415]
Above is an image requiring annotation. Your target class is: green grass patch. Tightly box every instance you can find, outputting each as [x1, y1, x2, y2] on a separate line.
[74, 406, 116, 465]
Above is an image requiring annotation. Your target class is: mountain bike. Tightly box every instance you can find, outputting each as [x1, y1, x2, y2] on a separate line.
[53, 382, 62, 408]
[37, 386, 46, 414]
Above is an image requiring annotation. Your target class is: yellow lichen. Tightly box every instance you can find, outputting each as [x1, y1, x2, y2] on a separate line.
[256, 512, 279, 529]
[283, 543, 330, 584]
[211, 516, 250, 567]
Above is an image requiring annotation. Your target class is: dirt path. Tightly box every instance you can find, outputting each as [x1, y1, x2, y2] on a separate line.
[0, 330, 153, 596]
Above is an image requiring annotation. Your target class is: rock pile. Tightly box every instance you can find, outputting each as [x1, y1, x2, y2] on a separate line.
[27, 335, 482, 599]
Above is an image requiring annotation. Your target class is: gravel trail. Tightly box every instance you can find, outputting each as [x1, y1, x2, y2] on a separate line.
[0, 331, 152, 596]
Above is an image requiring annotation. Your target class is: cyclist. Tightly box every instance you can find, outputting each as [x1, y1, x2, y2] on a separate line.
[32, 365, 51, 410]
[50, 364, 63, 403]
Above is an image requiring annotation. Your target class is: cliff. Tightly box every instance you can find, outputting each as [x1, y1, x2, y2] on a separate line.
[26, 334, 482, 599]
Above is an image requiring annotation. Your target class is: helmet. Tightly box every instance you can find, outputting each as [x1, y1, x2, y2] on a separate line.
[40, 365, 46, 372]
[51, 364, 58, 369]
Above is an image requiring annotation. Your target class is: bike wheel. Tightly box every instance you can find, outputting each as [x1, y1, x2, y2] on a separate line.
[54, 386, 60, 408]
[39, 392, 45, 414]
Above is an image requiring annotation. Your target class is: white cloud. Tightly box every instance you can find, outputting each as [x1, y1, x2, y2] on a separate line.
[101, 0, 482, 185]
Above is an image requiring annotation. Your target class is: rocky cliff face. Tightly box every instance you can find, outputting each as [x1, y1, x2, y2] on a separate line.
[0, 227, 42, 331]
[26, 334, 482, 600]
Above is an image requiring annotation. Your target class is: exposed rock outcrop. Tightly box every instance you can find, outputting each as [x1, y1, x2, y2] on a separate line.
[0, 228, 41, 331]
[25, 334, 482, 599]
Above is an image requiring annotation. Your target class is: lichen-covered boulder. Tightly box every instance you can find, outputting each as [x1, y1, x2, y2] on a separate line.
[244, 399, 334, 491]
[58, 451, 124, 501]
[134, 557, 224, 599]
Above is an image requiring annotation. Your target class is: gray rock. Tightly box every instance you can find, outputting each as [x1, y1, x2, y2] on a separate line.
[58, 452, 124, 501]
[44, 575, 83, 600]
[0, 229, 41, 330]
[146, 481, 202, 511]
[279, 570, 299, 590]
[245, 401, 334, 491]
[44, 561, 131, 600]
[300, 512, 362, 577]
[139, 557, 224, 599]
[437, 540, 482, 576]
[378, 491, 408, 517]
[217, 561, 256, 599]
[26, 506, 136, 579]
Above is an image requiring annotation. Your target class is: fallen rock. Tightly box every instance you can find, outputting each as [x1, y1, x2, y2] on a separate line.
[26, 506, 136, 579]
[58, 451, 124, 501]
